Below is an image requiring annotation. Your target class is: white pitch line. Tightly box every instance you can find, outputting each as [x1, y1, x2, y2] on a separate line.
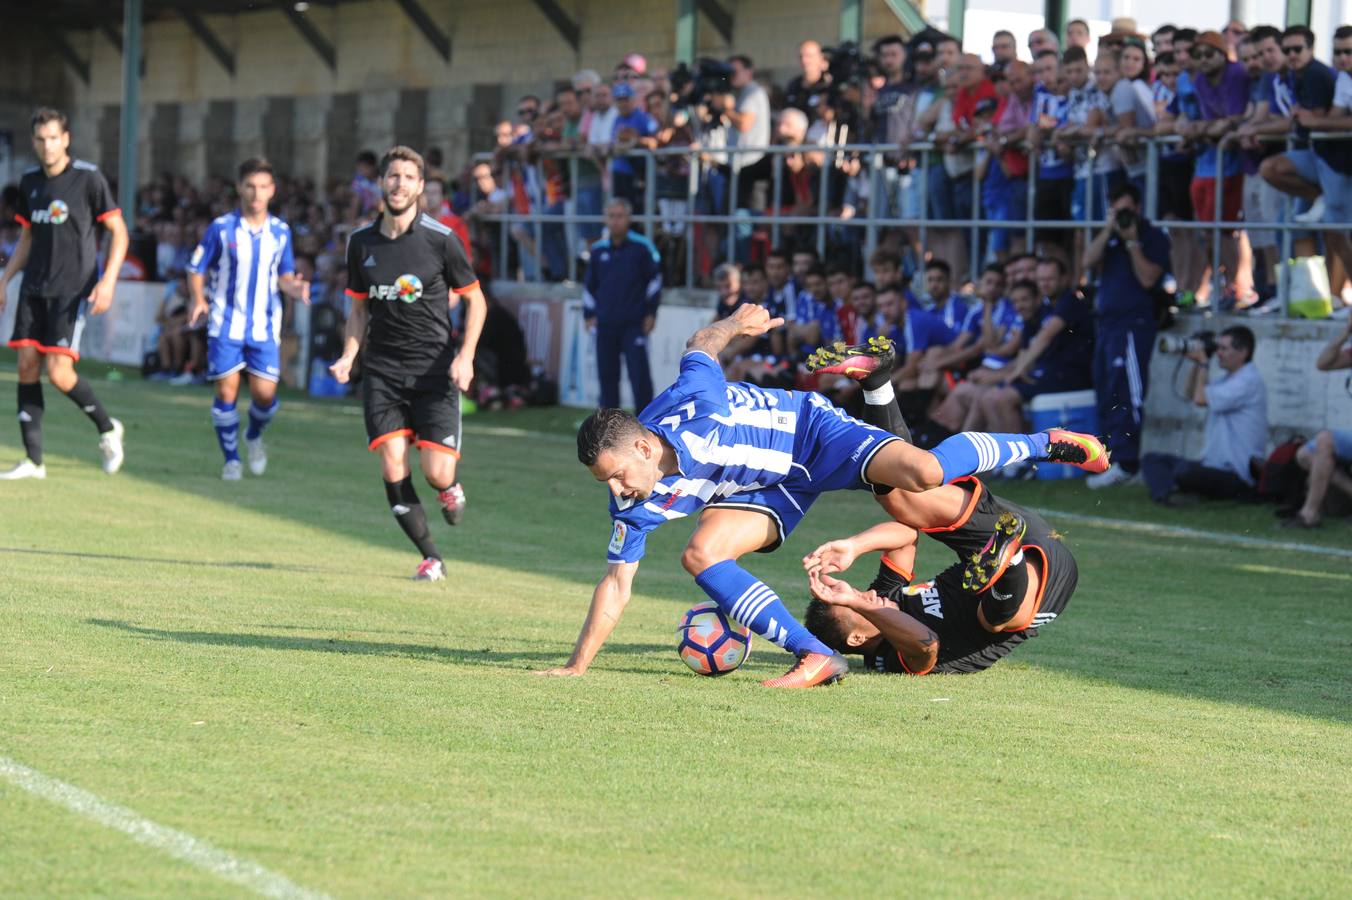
[0, 756, 329, 900]
[1037, 508, 1352, 561]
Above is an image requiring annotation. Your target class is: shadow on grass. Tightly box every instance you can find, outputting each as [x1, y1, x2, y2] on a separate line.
[88, 618, 669, 676]
[1, 546, 333, 574]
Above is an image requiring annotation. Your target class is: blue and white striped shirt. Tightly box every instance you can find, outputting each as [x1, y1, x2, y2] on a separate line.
[606, 351, 805, 563]
[189, 211, 295, 344]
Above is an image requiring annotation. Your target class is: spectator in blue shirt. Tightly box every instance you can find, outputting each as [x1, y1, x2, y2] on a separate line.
[1029, 49, 1073, 255]
[609, 83, 658, 211]
[583, 199, 661, 410]
[1142, 327, 1269, 506]
[1082, 183, 1170, 489]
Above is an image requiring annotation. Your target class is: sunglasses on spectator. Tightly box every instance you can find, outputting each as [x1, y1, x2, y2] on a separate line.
[1282, 44, 1307, 55]
[1334, 47, 1352, 56]
[1191, 48, 1221, 59]
[517, 107, 538, 117]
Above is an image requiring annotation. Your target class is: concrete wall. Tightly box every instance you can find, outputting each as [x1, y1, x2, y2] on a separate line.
[1142, 315, 1352, 459]
[2, 0, 921, 186]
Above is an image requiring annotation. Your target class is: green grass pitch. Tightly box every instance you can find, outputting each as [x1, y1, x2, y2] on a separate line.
[1, 360, 1350, 897]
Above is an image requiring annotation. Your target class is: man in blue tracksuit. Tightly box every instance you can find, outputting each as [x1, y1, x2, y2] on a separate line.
[584, 198, 661, 410]
[1081, 182, 1170, 489]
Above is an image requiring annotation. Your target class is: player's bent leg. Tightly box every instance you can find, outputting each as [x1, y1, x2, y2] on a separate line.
[418, 443, 465, 526]
[683, 509, 847, 688]
[961, 509, 1027, 594]
[47, 353, 122, 473]
[376, 437, 443, 578]
[243, 374, 279, 476]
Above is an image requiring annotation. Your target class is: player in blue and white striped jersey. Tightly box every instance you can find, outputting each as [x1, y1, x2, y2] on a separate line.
[188, 158, 309, 480]
[540, 303, 1109, 688]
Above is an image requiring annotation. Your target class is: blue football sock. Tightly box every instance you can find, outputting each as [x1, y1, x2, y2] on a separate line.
[694, 560, 835, 657]
[930, 431, 1050, 483]
[245, 397, 279, 441]
[211, 399, 240, 463]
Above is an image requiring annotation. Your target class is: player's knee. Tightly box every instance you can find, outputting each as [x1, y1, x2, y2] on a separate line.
[681, 542, 728, 576]
[45, 356, 76, 390]
[1314, 431, 1334, 455]
[16, 353, 40, 381]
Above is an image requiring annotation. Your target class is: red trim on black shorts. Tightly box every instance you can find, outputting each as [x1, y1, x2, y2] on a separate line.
[880, 556, 914, 582]
[1003, 543, 1050, 633]
[414, 439, 461, 459]
[15, 214, 30, 229]
[368, 428, 413, 451]
[451, 280, 480, 295]
[345, 288, 368, 299]
[920, 476, 984, 534]
[6, 340, 81, 361]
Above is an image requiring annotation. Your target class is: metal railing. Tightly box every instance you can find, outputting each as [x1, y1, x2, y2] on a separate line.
[472, 131, 1352, 315]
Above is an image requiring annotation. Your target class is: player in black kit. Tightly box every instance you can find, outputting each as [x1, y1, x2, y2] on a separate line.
[329, 146, 486, 581]
[803, 478, 1077, 675]
[0, 108, 129, 480]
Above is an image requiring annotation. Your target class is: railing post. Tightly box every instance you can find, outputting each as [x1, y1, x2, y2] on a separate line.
[917, 147, 929, 264]
[816, 144, 830, 259]
[644, 151, 657, 240]
[728, 154, 740, 264]
[969, 156, 981, 282]
[864, 149, 881, 277]
[534, 160, 546, 281]
[770, 151, 783, 251]
[1144, 138, 1159, 221]
[1278, 135, 1294, 317]
[686, 151, 699, 288]
[567, 155, 579, 282]
[1024, 142, 1036, 253]
[1212, 141, 1225, 304]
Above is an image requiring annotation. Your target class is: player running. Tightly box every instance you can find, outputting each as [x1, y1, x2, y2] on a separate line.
[187, 158, 310, 480]
[540, 304, 1106, 687]
[329, 146, 486, 582]
[0, 107, 128, 480]
[802, 477, 1076, 675]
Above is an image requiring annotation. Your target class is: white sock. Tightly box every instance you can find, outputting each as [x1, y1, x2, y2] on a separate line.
[863, 381, 896, 406]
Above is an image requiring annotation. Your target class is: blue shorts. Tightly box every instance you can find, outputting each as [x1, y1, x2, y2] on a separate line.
[208, 337, 281, 382]
[1314, 155, 1352, 225]
[708, 394, 900, 551]
[1303, 429, 1352, 462]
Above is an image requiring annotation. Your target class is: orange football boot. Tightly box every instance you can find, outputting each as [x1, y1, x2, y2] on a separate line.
[761, 652, 849, 688]
[962, 510, 1027, 594]
[1044, 428, 1111, 475]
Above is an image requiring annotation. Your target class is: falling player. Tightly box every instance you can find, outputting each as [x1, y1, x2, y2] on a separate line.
[187, 157, 310, 480]
[0, 107, 128, 480]
[329, 146, 486, 581]
[540, 304, 1107, 687]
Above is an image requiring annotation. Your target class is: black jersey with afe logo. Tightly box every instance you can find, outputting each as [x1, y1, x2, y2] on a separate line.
[16, 160, 119, 299]
[344, 213, 478, 379]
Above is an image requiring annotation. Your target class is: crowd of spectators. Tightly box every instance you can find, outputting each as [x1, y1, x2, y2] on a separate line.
[479, 20, 1352, 313]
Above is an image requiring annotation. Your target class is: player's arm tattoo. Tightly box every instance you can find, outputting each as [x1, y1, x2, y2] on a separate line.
[685, 318, 743, 359]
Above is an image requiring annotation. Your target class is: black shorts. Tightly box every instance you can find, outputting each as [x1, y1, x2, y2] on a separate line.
[1022, 527, 1077, 628]
[8, 293, 88, 360]
[1156, 158, 1195, 221]
[362, 369, 462, 458]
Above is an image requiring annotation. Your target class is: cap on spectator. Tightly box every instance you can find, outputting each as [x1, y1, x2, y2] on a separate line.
[914, 41, 935, 58]
[1194, 30, 1227, 54]
[624, 53, 648, 75]
[613, 82, 635, 99]
[1111, 16, 1139, 34]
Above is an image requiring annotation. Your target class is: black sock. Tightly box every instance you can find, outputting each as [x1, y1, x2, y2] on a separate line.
[385, 478, 441, 560]
[18, 382, 44, 466]
[856, 379, 914, 444]
[868, 558, 911, 601]
[64, 377, 114, 433]
[897, 388, 934, 425]
[980, 557, 1029, 626]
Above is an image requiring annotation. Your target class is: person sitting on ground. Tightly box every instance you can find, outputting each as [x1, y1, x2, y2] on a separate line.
[1141, 326, 1269, 506]
[1281, 318, 1352, 528]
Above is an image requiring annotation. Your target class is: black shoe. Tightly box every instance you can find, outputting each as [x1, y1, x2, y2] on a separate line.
[962, 511, 1027, 594]
[805, 337, 897, 389]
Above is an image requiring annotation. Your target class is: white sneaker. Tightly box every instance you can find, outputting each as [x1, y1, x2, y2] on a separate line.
[246, 437, 268, 476]
[1086, 464, 1139, 490]
[1293, 197, 1326, 223]
[413, 558, 446, 581]
[0, 458, 46, 480]
[168, 372, 195, 386]
[98, 419, 124, 474]
[222, 459, 243, 481]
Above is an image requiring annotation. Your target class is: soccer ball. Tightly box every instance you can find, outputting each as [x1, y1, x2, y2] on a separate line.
[676, 602, 751, 676]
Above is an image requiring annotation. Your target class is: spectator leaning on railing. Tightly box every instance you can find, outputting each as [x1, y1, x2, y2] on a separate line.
[1082, 182, 1170, 489]
[1141, 326, 1268, 506]
[1290, 25, 1352, 278]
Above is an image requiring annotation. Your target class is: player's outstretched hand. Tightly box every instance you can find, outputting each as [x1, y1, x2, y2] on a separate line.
[803, 538, 858, 577]
[329, 356, 354, 384]
[283, 275, 312, 305]
[534, 666, 584, 677]
[729, 301, 785, 337]
[449, 353, 474, 393]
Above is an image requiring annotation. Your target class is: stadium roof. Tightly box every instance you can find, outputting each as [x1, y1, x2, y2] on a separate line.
[9, 1, 348, 30]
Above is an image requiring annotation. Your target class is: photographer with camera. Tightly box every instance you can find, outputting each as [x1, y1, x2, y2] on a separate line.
[1141, 326, 1269, 506]
[1082, 183, 1171, 489]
